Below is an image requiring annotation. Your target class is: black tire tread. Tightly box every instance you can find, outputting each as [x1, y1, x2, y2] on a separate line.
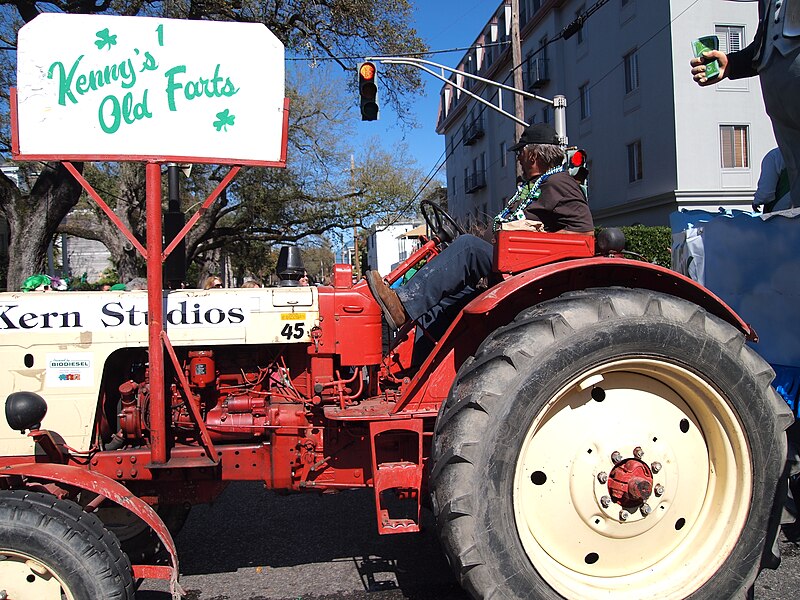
[0, 489, 134, 599]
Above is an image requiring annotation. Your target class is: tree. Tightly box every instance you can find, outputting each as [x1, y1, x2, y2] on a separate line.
[0, 162, 84, 289]
[0, 0, 428, 289]
[55, 65, 426, 284]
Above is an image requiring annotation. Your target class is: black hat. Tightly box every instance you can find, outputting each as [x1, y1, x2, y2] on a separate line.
[508, 123, 560, 151]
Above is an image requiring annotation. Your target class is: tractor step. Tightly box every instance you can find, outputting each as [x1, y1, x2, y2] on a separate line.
[369, 420, 424, 535]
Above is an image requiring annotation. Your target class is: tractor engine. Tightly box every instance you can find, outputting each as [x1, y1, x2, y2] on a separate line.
[113, 344, 319, 445]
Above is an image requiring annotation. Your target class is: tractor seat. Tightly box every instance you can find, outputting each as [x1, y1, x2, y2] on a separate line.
[493, 229, 595, 275]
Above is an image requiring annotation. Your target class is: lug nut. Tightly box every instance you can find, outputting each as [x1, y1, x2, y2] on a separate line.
[601, 495, 612, 508]
[611, 451, 623, 464]
[651, 461, 662, 474]
[640, 503, 652, 517]
[619, 509, 630, 521]
[633, 446, 644, 459]
[597, 471, 608, 484]
[654, 484, 664, 497]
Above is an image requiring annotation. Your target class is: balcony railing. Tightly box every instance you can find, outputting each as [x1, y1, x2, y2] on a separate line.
[464, 170, 487, 194]
[462, 119, 485, 146]
[525, 57, 550, 90]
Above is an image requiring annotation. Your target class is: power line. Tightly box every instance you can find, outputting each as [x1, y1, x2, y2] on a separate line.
[399, 0, 613, 219]
[409, 0, 704, 223]
[286, 41, 510, 63]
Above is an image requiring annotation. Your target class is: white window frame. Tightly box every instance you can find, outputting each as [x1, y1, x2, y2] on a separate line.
[719, 124, 750, 169]
[627, 140, 643, 182]
[715, 24, 744, 55]
[624, 49, 639, 93]
[579, 83, 591, 120]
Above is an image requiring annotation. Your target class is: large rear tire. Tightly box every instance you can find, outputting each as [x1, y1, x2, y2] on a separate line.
[0, 489, 134, 600]
[430, 288, 792, 600]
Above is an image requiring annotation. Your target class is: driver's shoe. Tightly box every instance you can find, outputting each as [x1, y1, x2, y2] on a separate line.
[366, 271, 408, 330]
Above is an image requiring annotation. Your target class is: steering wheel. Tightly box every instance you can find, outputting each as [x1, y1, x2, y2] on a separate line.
[420, 200, 465, 244]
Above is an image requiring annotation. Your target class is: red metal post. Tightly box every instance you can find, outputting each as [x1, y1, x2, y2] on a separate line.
[146, 162, 167, 465]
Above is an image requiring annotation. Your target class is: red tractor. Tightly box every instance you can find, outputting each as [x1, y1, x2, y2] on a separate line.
[1, 12, 792, 600]
[0, 193, 792, 599]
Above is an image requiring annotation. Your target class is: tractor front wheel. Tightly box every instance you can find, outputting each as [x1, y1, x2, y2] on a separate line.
[431, 288, 792, 600]
[0, 489, 134, 600]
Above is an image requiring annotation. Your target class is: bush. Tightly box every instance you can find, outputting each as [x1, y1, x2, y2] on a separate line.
[600, 225, 672, 268]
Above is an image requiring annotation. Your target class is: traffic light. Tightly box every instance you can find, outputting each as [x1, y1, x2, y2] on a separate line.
[358, 61, 379, 121]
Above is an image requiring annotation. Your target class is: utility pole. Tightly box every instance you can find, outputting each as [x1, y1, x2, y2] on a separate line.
[510, 0, 526, 138]
[510, 0, 526, 178]
[350, 154, 360, 280]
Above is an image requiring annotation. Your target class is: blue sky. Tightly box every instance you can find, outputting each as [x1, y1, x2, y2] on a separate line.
[354, 1, 500, 189]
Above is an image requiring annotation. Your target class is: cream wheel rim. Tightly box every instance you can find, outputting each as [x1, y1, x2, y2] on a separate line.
[0, 549, 75, 600]
[513, 358, 751, 600]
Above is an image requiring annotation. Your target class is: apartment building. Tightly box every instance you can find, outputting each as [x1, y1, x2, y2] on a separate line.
[437, 0, 774, 227]
[365, 220, 424, 275]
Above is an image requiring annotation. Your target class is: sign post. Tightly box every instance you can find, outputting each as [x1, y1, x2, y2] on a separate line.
[11, 13, 290, 472]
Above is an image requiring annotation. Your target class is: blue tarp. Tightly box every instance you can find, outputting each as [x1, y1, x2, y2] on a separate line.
[671, 208, 800, 415]
[774, 364, 800, 417]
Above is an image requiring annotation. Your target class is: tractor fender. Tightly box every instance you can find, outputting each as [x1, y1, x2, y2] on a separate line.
[394, 256, 754, 415]
[467, 256, 756, 340]
[0, 462, 183, 599]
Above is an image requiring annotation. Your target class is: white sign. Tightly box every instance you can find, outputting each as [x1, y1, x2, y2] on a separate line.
[15, 14, 287, 165]
[45, 353, 94, 388]
[0, 295, 250, 332]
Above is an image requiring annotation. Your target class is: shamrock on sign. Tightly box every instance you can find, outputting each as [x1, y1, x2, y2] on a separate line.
[213, 109, 236, 132]
[94, 28, 118, 50]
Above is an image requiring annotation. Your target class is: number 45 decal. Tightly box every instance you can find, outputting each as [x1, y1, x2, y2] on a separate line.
[281, 323, 305, 340]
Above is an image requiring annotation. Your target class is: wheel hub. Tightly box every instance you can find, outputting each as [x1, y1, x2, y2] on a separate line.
[608, 458, 653, 508]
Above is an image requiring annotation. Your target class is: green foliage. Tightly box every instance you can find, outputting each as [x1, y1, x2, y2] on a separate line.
[97, 267, 120, 286]
[617, 225, 672, 267]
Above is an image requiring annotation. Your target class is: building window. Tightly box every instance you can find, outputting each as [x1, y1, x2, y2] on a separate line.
[720, 125, 749, 168]
[627, 140, 643, 182]
[500, 141, 507, 167]
[716, 25, 744, 54]
[579, 83, 591, 120]
[576, 4, 585, 44]
[520, 0, 543, 26]
[624, 49, 639, 93]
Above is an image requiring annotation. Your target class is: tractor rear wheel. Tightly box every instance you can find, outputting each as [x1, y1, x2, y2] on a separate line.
[0, 489, 134, 600]
[431, 287, 792, 600]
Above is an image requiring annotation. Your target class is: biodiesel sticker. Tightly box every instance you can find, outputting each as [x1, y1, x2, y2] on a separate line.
[280, 313, 306, 320]
[15, 14, 285, 163]
[46, 353, 94, 388]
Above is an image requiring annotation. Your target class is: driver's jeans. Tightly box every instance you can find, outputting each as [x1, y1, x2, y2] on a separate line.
[396, 234, 493, 322]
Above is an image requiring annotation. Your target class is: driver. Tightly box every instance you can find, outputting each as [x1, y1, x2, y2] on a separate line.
[367, 123, 593, 330]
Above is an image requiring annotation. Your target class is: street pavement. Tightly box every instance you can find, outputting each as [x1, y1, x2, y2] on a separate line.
[138, 482, 800, 600]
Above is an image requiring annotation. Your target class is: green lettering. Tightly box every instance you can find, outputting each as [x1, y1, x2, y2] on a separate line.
[99, 95, 121, 134]
[141, 51, 158, 72]
[164, 65, 186, 111]
[75, 73, 89, 95]
[220, 78, 239, 97]
[47, 56, 83, 106]
[118, 58, 136, 89]
[133, 89, 152, 120]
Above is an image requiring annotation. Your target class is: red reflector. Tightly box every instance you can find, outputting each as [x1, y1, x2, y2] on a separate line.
[571, 150, 586, 167]
[359, 63, 376, 80]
